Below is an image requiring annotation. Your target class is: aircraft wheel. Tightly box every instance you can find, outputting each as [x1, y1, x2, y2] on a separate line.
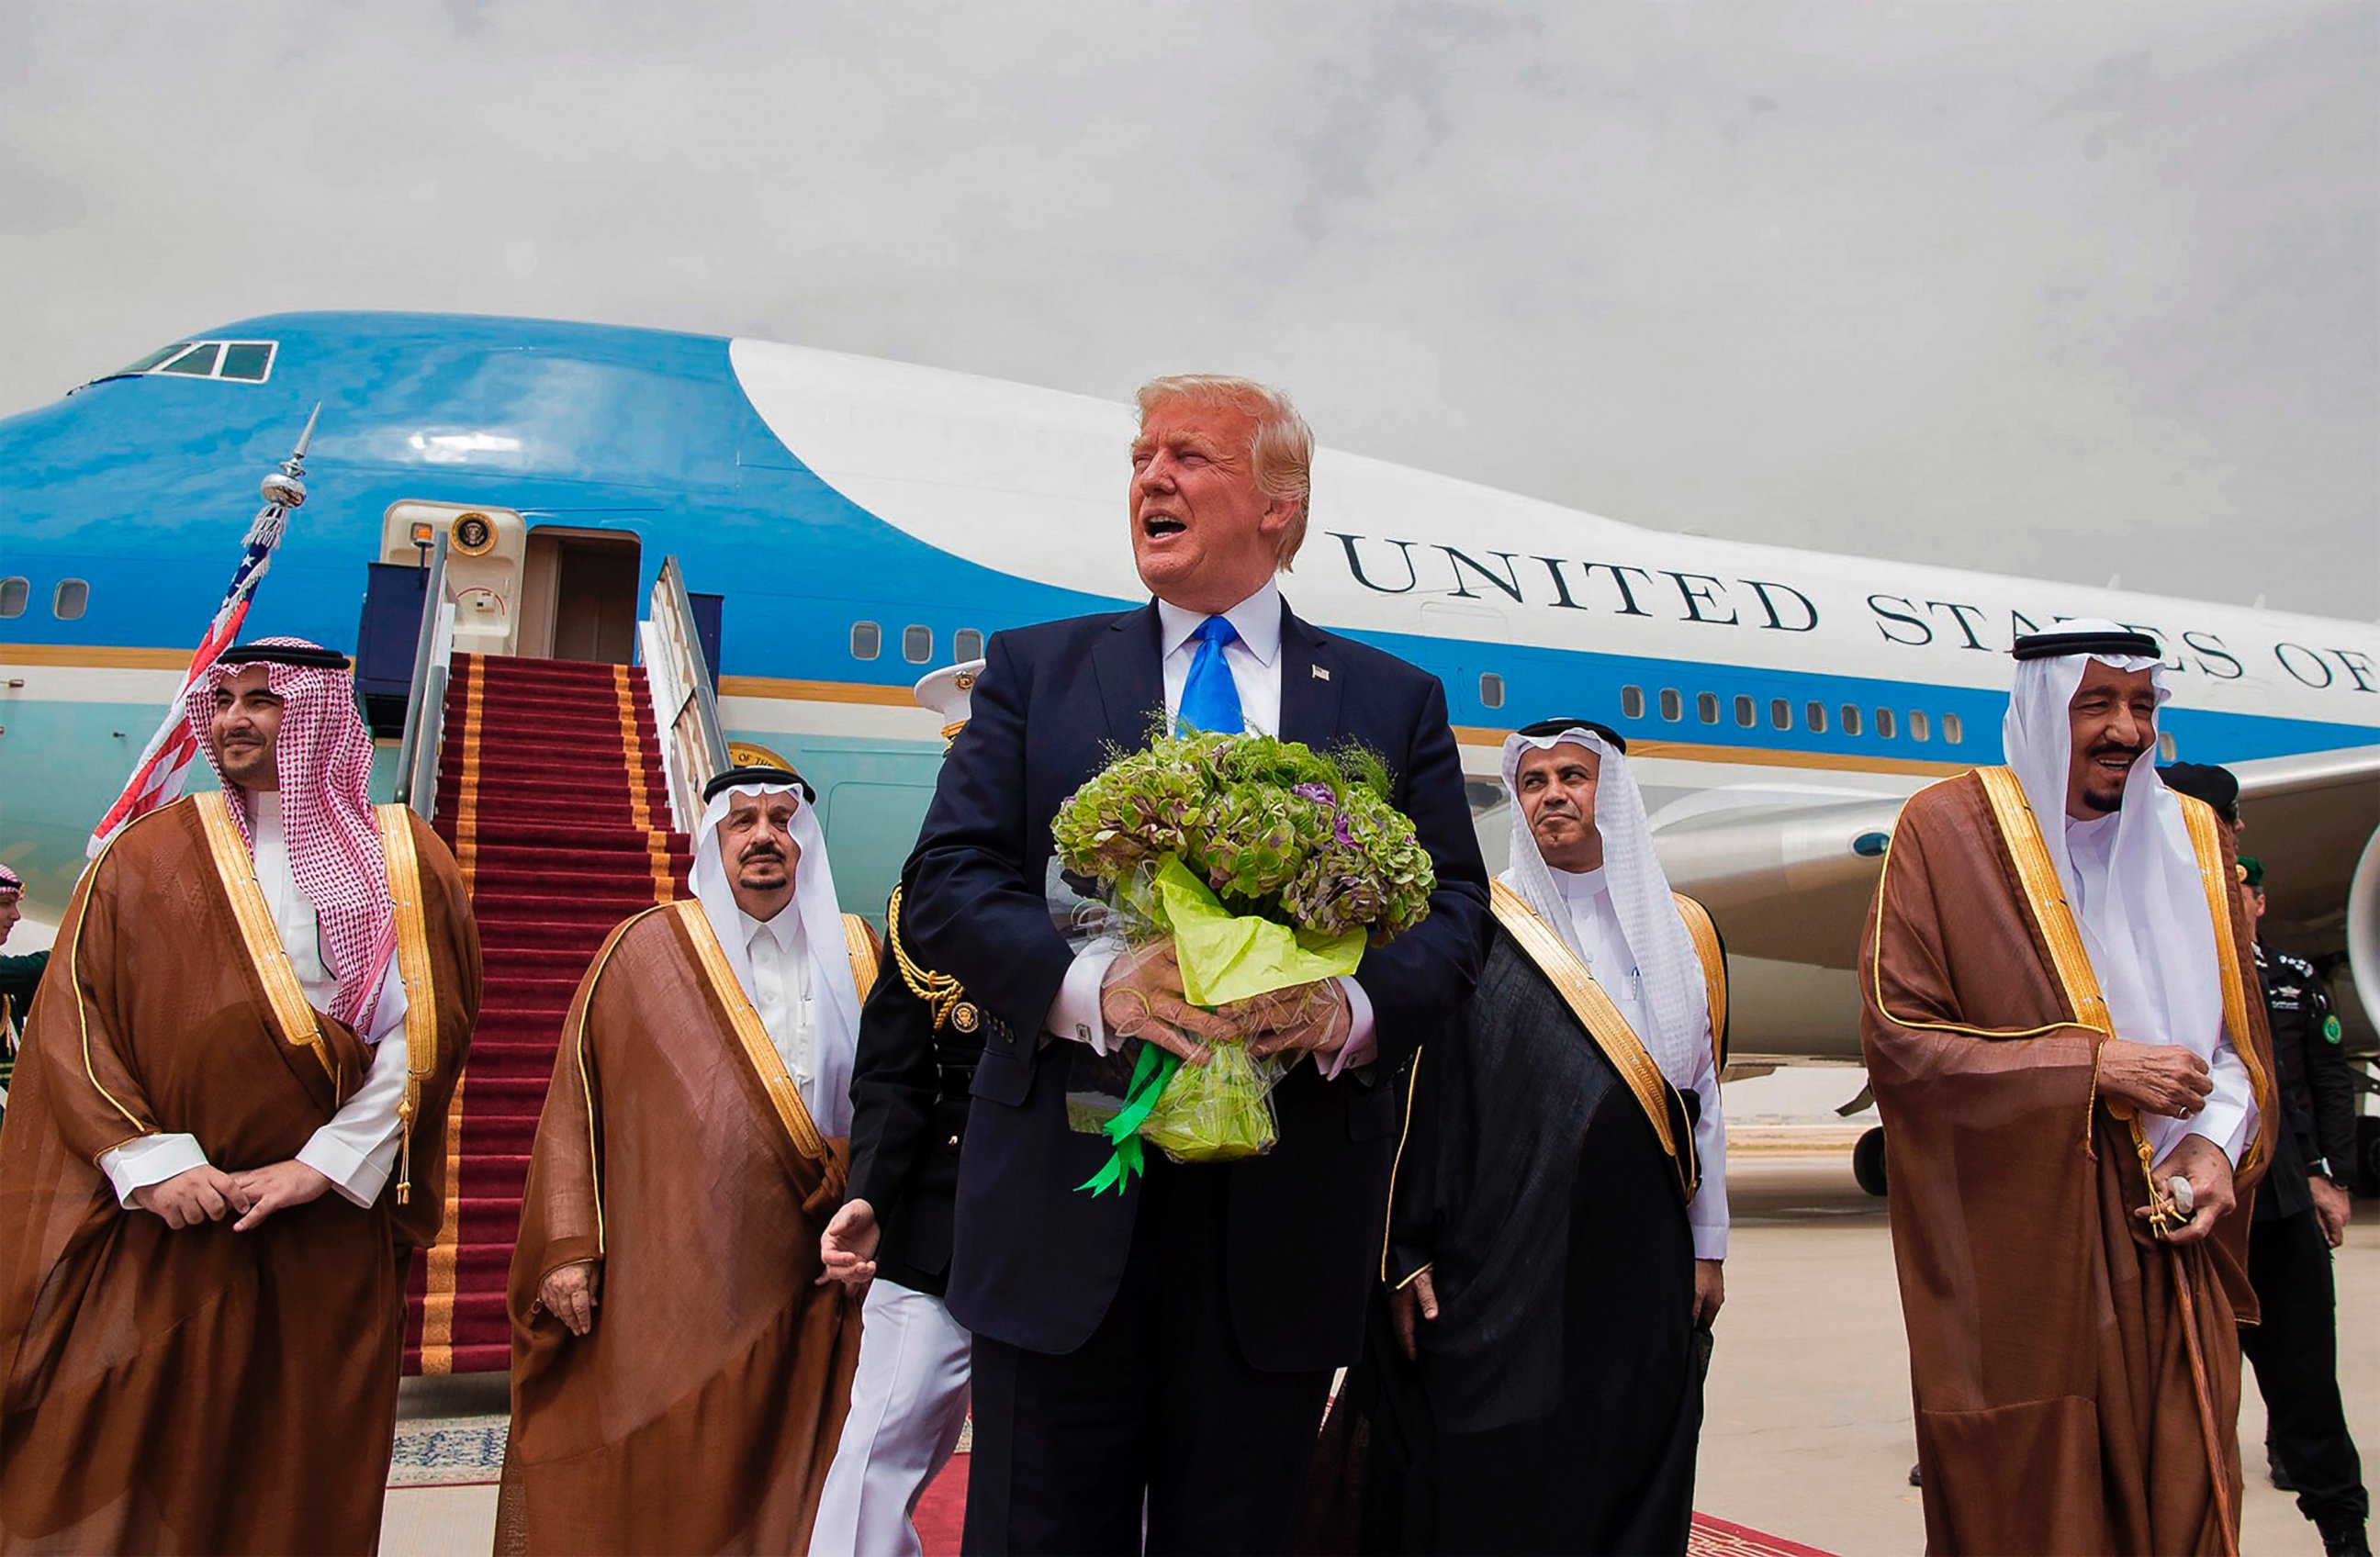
[1853, 1126, 1889, 1198]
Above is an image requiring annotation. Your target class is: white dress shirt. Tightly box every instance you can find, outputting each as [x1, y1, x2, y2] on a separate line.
[740, 903, 819, 1109]
[1045, 578, 1378, 1075]
[2066, 813, 2255, 1167]
[101, 792, 408, 1210]
[1549, 865, 1730, 1260]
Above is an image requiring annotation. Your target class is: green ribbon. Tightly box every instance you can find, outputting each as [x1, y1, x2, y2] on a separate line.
[1076, 1044, 1183, 1196]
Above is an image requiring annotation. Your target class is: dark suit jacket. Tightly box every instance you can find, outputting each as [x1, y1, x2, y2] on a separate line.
[903, 599, 1488, 1372]
[846, 879, 982, 1296]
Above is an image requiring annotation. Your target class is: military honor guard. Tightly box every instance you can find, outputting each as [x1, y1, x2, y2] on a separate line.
[1862, 621, 2273, 1555]
[0, 638, 480, 1553]
[500, 767, 876, 1555]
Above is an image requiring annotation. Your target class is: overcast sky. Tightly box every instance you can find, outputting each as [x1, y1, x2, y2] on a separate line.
[4, 1, 2373, 618]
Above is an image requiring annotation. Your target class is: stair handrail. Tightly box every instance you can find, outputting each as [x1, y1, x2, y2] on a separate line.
[646, 555, 730, 831]
[392, 531, 456, 818]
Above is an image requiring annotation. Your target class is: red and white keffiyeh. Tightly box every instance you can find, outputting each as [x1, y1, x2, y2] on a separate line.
[184, 636, 397, 1035]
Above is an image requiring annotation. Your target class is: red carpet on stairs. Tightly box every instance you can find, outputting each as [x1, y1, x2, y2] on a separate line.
[404, 654, 690, 1375]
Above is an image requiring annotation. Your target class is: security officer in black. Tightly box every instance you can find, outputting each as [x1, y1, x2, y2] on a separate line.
[2240, 854, 2369, 1557]
[814, 664, 990, 1551]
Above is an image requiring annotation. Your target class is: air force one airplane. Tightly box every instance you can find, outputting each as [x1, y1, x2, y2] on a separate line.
[4, 311, 2375, 1094]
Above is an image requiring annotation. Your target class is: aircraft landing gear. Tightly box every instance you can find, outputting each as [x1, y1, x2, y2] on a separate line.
[1853, 1126, 1889, 1197]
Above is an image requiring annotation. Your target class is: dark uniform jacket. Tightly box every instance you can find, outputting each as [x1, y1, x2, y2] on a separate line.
[846, 882, 983, 1297]
[2252, 940, 2355, 1222]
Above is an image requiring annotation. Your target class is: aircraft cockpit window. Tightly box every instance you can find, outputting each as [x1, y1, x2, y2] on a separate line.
[217, 342, 275, 381]
[1695, 692, 1720, 725]
[1942, 712, 1963, 745]
[100, 339, 277, 385]
[1841, 705, 1863, 736]
[954, 628, 984, 662]
[1658, 689, 1682, 722]
[1874, 708, 1897, 739]
[903, 625, 933, 664]
[1621, 686, 1645, 720]
[1908, 711, 1931, 743]
[1770, 699, 1791, 731]
[0, 577, 27, 618]
[850, 622, 881, 661]
[1733, 695, 1756, 728]
[1478, 673, 1505, 710]
[117, 343, 190, 375]
[1805, 701, 1827, 734]
[53, 579, 89, 621]
[158, 343, 221, 376]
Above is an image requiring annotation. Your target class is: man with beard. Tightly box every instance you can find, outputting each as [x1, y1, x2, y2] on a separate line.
[1315, 718, 1727, 1555]
[500, 767, 875, 1555]
[0, 638, 479, 1553]
[1861, 620, 2273, 1555]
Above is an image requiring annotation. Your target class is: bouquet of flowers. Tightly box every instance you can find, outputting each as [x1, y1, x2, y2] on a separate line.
[1050, 729, 1436, 1192]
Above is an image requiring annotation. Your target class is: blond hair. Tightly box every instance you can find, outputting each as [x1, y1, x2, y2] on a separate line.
[1135, 375, 1315, 570]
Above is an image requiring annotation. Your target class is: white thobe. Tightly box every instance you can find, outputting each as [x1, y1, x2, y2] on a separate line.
[1043, 579, 1378, 1076]
[1548, 865, 1731, 1260]
[738, 904, 819, 1115]
[2065, 813, 2256, 1168]
[101, 792, 407, 1209]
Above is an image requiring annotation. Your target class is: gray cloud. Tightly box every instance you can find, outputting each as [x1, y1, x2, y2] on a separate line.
[3, 0, 2371, 616]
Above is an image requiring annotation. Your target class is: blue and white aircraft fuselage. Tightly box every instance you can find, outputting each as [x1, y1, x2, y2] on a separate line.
[3, 311, 2374, 1060]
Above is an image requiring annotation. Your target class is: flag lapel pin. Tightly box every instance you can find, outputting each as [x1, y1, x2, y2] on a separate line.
[1311, 665, 1330, 681]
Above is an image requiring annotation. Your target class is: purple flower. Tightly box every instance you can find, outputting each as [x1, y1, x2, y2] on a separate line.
[1293, 782, 1335, 805]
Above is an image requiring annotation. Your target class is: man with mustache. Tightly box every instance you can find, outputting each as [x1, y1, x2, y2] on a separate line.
[0, 864, 42, 1102]
[0, 638, 479, 1553]
[900, 375, 1488, 1552]
[500, 767, 876, 1554]
[1861, 620, 2273, 1555]
[1317, 718, 1727, 1555]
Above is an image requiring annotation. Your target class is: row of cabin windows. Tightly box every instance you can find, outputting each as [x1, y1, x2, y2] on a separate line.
[1613, 682, 1967, 744]
[0, 577, 88, 620]
[849, 622, 983, 666]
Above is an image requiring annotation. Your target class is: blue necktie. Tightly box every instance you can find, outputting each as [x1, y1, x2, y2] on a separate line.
[1176, 616, 1245, 735]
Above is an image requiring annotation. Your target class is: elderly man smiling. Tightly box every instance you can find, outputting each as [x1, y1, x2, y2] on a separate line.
[1862, 620, 2274, 1556]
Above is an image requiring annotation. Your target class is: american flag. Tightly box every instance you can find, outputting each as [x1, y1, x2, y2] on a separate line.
[86, 409, 320, 857]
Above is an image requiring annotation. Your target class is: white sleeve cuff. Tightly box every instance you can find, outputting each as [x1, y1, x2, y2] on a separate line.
[1686, 1064, 1729, 1260]
[2190, 1039, 2257, 1168]
[1317, 977, 1377, 1079]
[100, 1133, 210, 1208]
[295, 1033, 410, 1207]
[1046, 940, 1124, 1055]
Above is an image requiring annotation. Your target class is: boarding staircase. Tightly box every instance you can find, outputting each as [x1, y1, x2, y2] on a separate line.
[393, 546, 728, 1372]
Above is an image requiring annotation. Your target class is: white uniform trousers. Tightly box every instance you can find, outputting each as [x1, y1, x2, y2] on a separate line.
[810, 1279, 973, 1556]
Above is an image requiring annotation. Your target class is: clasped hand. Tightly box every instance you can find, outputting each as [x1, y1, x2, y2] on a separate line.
[132, 1160, 331, 1232]
[1099, 939, 1350, 1063]
[2138, 1135, 2236, 1246]
[2096, 1038, 2213, 1121]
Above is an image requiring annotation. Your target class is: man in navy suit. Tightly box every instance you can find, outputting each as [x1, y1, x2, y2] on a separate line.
[894, 375, 1489, 1553]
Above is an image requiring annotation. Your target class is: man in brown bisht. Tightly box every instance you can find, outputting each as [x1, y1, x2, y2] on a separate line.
[0, 637, 478, 1554]
[500, 766, 876, 1554]
[1862, 618, 2275, 1556]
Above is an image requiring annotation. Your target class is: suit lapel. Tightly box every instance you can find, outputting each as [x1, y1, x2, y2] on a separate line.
[1093, 602, 1166, 747]
[1275, 603, 1343, 748]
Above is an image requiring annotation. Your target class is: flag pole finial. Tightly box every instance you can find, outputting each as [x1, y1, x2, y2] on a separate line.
[259, 404, 320, 510]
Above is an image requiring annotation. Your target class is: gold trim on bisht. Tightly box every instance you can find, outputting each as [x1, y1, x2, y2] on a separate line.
[673, 901, 827, 1161]
[375, 804, 440, 1206]
[193, 791, 336, 1084]
[1670, 891, 1728, 1070]
[2176, 794, 2273, 1187]
[1489, 880, 1697, 1200]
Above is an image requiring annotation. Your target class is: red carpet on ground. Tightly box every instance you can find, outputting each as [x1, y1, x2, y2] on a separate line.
[905, 1459, 1835, 1557]
[403, 654, 689, 1374]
